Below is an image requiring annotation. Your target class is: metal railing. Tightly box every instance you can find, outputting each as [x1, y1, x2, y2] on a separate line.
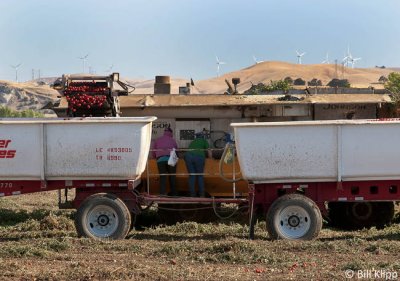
[145, 147, 242, 197]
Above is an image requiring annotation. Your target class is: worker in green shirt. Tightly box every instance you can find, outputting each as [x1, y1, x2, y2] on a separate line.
[184, 131, 212, 197]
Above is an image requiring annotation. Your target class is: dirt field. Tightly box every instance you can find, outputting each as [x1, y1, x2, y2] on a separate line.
[0, 191, 399, 281]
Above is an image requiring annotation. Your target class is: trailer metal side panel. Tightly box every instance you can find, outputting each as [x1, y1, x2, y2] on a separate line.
[0, 117, 156, 181]
[341, 123, 400, 181]
[232, 123, 338, 183]
[231, 120, 400, 183]
[0, 124, 43, 179]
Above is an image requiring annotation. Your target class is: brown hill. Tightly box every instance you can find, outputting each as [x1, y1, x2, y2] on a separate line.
[0, 80, 59, 113]
[194, 61, 396, 94]
[0, 62, 397, 112]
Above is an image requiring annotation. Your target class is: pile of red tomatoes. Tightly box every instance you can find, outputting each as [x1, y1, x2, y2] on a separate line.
[65, 94, 108, 112]
[64, 82, 109, 115]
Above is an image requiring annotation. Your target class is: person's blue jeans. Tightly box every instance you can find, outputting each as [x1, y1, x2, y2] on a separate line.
[184, 153, 205, 197]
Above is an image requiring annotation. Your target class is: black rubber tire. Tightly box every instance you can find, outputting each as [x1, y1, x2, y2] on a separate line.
[266, 193, 322, 240]
[374, 202, 395, 229]
[327, 202, 348, 229]
[75, 193, 131, 239]
[328, 201, 394, 230]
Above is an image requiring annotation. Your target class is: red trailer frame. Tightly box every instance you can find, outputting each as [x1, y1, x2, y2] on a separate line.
[1, 176, 397, 239]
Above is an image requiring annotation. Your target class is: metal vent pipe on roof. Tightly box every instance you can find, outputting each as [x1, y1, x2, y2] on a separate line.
[154, 76, 171, 94]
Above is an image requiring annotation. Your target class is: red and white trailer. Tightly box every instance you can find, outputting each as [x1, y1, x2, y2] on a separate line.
[232, 119, 400, 240]
[0, 117, 155, 239]
[3, 117, 400, 241]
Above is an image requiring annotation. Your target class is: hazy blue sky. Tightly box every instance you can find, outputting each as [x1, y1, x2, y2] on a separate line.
[1, 0, 400, 82]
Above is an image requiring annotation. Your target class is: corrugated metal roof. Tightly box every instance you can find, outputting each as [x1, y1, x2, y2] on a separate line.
[118, 94, 392, 108]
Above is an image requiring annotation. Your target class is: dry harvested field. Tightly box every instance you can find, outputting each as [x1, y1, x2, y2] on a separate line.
[0, 191, 400, 280]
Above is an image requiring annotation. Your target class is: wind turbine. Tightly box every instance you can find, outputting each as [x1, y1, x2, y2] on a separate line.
[322, 52, 330, 64]
[216, 56, 226, 77]
[253, 55, 264, 64]
[78, 53, 89, 73]
[342, 46, 353, 67]
[342, 54, 350, 67]
[350, 57, 361, 68]
[296, 50, 306, 64]
[10, 63, 22, 82]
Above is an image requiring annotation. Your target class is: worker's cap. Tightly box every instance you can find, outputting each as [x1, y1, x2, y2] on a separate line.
[195, 132, 206, 138]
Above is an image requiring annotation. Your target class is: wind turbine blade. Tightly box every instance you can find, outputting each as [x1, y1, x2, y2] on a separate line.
[216, 56, 220, 63]
[296, 50, 300, 56]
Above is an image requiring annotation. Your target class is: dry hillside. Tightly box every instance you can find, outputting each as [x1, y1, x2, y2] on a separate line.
[0, 61, 397, 111]
[0, 80, 59, 113]
[195, 61, 395, 94]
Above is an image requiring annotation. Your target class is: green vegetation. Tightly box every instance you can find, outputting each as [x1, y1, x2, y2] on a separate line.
[308, 78, 322, 86]
[293, 78, 306, 85]
[327, 78, 351, 88]
[379, 75, 388, 83]
[244, 79, 292, 94]
[384, 73, 400, 118]
[0, 105, 44, 118]
[284, 76, 294, 85]
[385, 72, 400, 102]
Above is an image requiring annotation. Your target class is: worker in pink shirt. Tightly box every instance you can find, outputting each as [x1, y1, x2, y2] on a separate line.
[152, 127, 178, 196]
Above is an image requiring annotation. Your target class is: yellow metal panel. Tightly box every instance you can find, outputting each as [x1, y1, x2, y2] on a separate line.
[141, 158, 248, 197]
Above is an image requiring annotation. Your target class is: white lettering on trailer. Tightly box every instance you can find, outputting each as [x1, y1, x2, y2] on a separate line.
[355, 197, 364, 201]
[119, 183, 128, 187]
[0, 193, 4, 197]
[102, 183, 111, 187]
[299, 184, 308, 188]
[0, 182, 13, 188]
[85, 183, 95, 187]
[65, 180, 73, 187]
[12, 191, 21, 195]
[283, 185, 292, 189]
[338, 197, 348, 201]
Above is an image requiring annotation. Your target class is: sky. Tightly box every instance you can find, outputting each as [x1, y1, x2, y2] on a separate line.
[1, 0, 400, 82]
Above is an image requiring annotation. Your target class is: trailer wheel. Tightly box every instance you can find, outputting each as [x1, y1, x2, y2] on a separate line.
[75, 193, 131, 239]
[328, 202, 394, 230]
[374, 202, 395, 229]
[266, 194, 322, 240]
